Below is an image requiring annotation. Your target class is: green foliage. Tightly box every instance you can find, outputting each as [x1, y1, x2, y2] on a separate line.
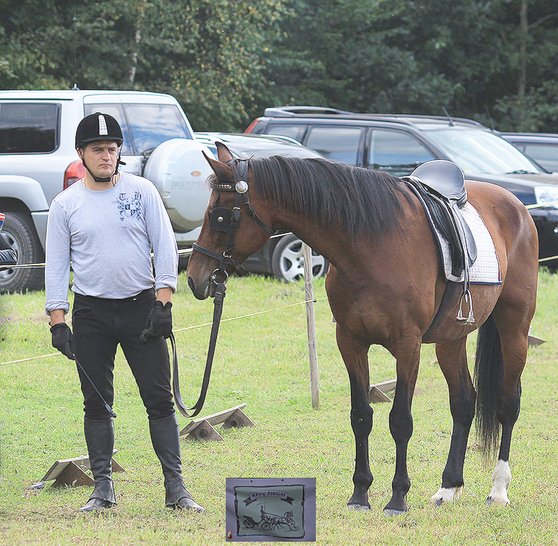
[0, 0, 558, 131]
[142, 0, 287, 131]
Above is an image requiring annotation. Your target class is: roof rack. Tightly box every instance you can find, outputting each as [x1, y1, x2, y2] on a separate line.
[263, 106, 353, 117]
[260, 107, 485, 128]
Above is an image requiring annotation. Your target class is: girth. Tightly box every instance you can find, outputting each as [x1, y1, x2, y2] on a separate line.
[402, 160, 478, 335]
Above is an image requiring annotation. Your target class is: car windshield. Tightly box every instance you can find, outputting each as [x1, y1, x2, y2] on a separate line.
[124, 104, 192, 155]
[423, 127, 543, 175]
[85, 102, 192, 156]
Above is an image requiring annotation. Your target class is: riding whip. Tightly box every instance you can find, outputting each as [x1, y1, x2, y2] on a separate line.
[74, 354, 117, 419]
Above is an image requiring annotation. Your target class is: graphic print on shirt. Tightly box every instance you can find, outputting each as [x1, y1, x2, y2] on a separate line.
[116, 191, 143, 222]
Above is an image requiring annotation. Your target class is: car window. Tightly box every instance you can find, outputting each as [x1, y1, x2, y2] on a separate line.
[522, 144, 558, 173]
[305, 126, 363, 164]
[0, 102, 59, 153]
[265, 124, 306, 143]
[368, 129, 435, 176]
[425, 127, 542, 175]
[123, 104, 192, 156]
[85, 103, 134, 155]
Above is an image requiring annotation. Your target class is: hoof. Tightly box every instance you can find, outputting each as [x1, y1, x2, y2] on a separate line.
[383, 498, 408, 517]
[347, 502, 370, 511]
[486, 495, 510, 507]
[383, 507, 407, 517]
[430, 486, 463, 507]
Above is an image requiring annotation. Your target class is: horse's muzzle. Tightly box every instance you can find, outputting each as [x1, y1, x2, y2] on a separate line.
[187, 275, 210, 300]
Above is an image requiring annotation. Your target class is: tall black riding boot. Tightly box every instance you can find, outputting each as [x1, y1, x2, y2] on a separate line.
[78, 418, 117, 512]
[149, 413, 205, 512]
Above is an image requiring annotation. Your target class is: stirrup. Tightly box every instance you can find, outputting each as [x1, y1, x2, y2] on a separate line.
[456, 289, 475, 324]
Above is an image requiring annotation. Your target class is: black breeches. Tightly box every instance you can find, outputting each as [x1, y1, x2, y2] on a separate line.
[72, 289, 174, 421]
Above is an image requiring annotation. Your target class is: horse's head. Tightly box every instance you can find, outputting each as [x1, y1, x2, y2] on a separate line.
[187, 142, 275, 300]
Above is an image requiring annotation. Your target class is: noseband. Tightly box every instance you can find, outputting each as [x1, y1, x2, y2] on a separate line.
[192, 158, 277, 290]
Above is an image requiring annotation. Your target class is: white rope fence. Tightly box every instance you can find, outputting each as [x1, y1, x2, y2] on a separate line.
[0, 295, 329, 368]
[5, 196, 558, 273]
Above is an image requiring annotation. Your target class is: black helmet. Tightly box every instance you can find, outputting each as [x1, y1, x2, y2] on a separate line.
[75, 112, 123, 149]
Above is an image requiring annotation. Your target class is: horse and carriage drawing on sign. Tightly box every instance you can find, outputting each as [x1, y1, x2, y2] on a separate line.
[187, 142, 538, 515]
[243, 505, 298, 532]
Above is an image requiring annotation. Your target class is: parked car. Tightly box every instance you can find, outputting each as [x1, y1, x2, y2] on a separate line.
[194, 132, 330, 281]
[246, 107, 558, 268]
[501, 133, 558, 173]
[0, 89, 213, 291]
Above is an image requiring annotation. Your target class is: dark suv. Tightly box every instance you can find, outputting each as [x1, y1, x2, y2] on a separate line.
[501, 133, 558, 174]
[246, 107, 558, 268]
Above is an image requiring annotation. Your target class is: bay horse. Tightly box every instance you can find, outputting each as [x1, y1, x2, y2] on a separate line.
[187, 143, 538, 515]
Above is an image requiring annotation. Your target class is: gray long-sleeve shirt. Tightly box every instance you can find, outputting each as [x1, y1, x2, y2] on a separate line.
[45, 172, 178, 314]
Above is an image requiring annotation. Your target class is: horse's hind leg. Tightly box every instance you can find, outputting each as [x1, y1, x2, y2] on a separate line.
[486, 310, 530, 506]
[336, 325, 374, 510]
[431, 338, 476, 506]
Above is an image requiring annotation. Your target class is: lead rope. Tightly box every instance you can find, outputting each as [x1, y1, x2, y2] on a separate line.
[171, 277, 227, 419]
[172, 158, 274, 419]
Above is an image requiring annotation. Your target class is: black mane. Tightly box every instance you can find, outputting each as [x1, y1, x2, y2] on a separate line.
[249, 156, 408, 237]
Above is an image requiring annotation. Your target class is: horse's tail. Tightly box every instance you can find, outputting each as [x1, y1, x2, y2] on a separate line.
[474, 313, 502, 456]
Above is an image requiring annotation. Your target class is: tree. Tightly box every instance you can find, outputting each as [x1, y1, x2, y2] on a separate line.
[1, 0, 558, 132]
[493, 0, 558, 131]
[0, 0, 287, 131]
[257, 0, 464, 116]
[136, 0, 287, 130]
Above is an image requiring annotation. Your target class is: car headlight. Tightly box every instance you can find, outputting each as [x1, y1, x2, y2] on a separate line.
[534, 186, 558, 209]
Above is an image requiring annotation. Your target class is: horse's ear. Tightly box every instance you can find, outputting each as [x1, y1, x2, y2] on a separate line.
[202, 150, 234, 181]
[215, 141, 235, 163]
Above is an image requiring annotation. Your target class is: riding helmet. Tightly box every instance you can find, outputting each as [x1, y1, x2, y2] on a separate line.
[75, 112, 123, 149]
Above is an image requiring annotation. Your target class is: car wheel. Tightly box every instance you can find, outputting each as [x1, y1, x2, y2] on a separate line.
[271, 234, 329, 282]
[0, 212, 45, 293]
[178, 252, 190, 272]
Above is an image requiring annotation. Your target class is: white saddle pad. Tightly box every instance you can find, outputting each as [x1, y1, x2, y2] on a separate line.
[436, 202, 501, 285]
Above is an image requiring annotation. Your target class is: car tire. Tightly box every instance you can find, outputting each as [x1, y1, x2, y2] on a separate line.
[271, 234, 329, 282]
[178, 251, 190, 272]
[0, 211, 45, 293]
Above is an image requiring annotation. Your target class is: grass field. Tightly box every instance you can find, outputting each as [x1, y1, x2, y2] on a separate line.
[1, 270, 558, 545]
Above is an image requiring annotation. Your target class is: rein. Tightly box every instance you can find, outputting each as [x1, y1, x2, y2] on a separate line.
[173, 158, 277, 418]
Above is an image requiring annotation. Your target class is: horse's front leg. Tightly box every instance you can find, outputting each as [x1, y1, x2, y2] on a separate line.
[383, 341, 421, 516]
[336, 325, 373, 510]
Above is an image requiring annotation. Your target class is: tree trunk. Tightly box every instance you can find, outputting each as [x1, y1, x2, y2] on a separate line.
[129, 26, 141, 85]
[518, 0, 528, 125]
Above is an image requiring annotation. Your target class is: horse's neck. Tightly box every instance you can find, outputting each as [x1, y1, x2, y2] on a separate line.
[276, 213, 359, 270]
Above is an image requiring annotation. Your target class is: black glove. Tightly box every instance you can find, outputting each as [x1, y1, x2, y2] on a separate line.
[141, 301, 173, 342]
[50, 323, 76, 360]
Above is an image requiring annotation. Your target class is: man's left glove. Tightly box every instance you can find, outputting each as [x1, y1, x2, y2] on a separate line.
[141, 301, 173, 342]
[50, 323, 76, 360]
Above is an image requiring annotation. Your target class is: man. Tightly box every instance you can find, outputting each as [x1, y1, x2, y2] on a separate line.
[45, 112, 203, 513]
[0, 213, 17, 270]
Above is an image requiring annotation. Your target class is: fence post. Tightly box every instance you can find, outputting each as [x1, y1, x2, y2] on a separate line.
[302, 243, 320, 409]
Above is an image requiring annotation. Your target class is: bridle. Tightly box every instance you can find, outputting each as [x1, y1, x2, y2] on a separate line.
[172, 158, 277, 418]
[192, 158, 276, 291]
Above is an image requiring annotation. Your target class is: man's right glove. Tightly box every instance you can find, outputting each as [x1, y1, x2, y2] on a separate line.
[50, 322, 76, 360]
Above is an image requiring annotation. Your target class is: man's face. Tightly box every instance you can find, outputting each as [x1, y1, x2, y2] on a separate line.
[79, 141, 119, 179]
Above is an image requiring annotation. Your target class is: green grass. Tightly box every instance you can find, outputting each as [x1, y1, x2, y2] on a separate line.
[1, 270, 558, 545]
